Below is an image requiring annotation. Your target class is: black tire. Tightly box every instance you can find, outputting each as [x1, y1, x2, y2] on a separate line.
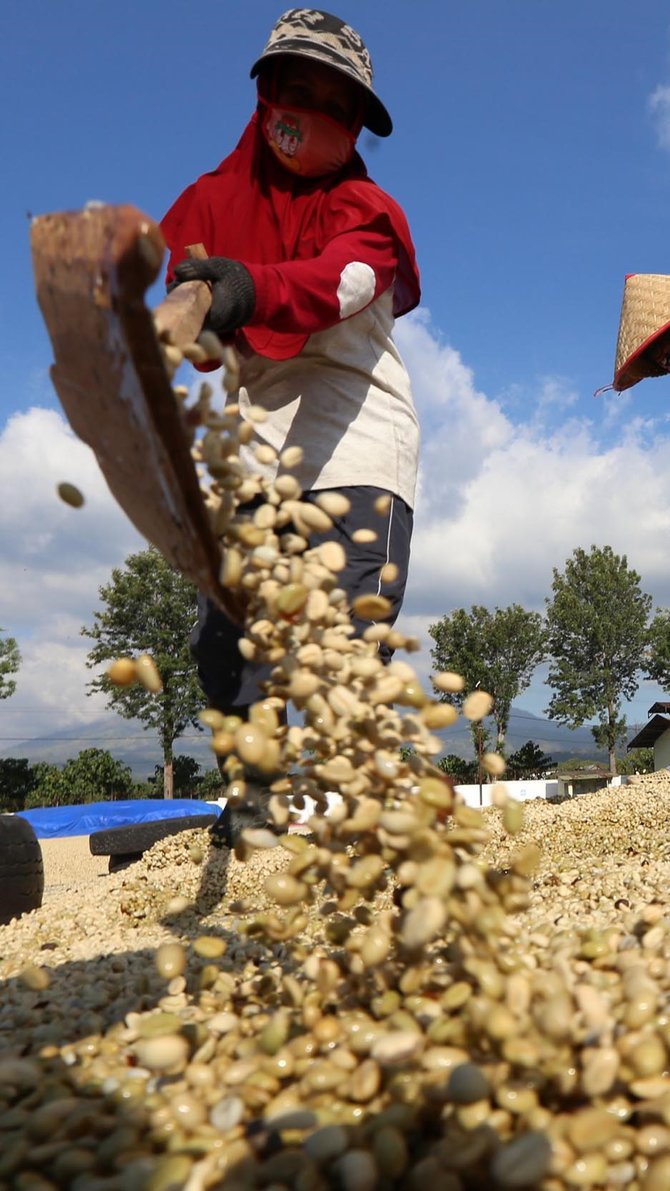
[0, 815, 45, 925]
[89, 813, 217, 857]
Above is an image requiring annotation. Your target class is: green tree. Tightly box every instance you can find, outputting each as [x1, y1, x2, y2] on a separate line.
[150, 754, 203, 797]
[505, 740, 554, 780]
[61, 748, 133, 802]
[617, 748, 655, 775]
[645, 608, 670, 692]
[0, 629, 20, 700]
[149, 755, 225, 799]
[198, 767, 226, 799]
[545, 545, 652, 775]
[23, 750, 133, 807]
[0, 758, 38, 812]
[25, 762, 67, 808]
[428, 604, 546, 755]
[82, 548, 204, 798]
[437, 754, 478, 782]
[557, 757, 607, 773]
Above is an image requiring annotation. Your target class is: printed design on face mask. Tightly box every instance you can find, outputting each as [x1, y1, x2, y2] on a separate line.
[270, 112, 304, 161]
[262, 103, 355, 177]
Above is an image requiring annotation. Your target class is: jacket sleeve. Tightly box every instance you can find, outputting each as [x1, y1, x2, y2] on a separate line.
[241, 218, 399, 335]
[161, 183, 214, 287]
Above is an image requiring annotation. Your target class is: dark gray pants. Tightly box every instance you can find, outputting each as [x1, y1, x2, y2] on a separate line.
[191, 485, 413, 713]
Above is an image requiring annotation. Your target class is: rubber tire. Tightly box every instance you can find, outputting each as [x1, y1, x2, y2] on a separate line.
[89, 813, 217, 857]
[0, 814, 45, 925]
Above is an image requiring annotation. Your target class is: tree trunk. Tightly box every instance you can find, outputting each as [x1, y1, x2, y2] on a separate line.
[472, 723, 484, 802]
[163, 741, 174, 799]
[608, 702, 617, 777]
[496, 720, 506, 754]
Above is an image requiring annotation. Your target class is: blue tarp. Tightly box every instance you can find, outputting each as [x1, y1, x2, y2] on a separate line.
[18, 799, 218, 840]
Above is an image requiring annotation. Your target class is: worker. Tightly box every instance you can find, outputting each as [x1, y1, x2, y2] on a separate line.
[162, 8, 421, 842]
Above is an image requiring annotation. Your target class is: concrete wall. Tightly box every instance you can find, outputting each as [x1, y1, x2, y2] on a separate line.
[557, 775, 612, 800]
[453, 779, 559, 808]
[209, 773, 643, 820]
[210, 778, 564, 819]
[656, 730, 670, 770]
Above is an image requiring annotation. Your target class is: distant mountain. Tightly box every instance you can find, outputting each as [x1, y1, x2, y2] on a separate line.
[3, 703, 613, 779]
[432, 705, 609, 765]
[1, 715, 216, 781]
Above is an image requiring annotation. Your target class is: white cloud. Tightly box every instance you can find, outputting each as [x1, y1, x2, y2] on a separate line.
[649, 84, 670, 150]
[0, 408, 144, 753]
[394, 313, 670, 719]
[0, 408, 143, 624]
[4, 314, 670, 759]
[11, 636, 108, 725]
[397, 313, 511, 522]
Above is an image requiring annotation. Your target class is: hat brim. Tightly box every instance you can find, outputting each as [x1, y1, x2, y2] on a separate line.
[614, 320, 670, 391]
[250, 48, 393, 138]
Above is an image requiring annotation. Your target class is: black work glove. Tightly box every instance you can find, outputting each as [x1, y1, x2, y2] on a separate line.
[172, 257, 256, 337]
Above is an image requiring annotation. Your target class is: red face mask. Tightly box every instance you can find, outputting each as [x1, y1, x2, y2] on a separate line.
[259, 100, 356, 177]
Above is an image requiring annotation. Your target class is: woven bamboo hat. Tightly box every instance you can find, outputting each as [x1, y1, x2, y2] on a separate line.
[611, 273, 670, 391]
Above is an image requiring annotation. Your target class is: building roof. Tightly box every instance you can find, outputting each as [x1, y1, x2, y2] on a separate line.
[628, 715, 670, 751]
[558, 767, 611, 780]
[648, 701, 670, 715]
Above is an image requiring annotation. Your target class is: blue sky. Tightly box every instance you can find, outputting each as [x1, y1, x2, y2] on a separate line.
[5, 0, 670, 412]
[2, 1, 670, 767]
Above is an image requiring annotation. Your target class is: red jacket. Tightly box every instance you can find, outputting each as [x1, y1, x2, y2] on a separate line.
[161, 112, 420, 362]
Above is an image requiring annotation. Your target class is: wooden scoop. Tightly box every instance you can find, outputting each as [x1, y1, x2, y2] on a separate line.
[30, 203, 242, 622]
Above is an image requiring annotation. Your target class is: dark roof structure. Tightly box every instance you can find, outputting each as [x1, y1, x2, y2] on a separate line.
[648, 701, 670, 716]
[558, 766, 612, 782]
[628, 715, 670, 751]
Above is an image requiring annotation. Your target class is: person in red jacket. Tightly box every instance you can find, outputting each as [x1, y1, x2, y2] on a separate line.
[162, 9, 421, 840]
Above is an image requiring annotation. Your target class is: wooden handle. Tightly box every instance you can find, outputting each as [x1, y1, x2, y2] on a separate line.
[30, 206, 243, 622]
[152, 242, 211, 351]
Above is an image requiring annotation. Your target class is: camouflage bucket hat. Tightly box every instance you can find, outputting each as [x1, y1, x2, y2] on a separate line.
[250, 8, 393, 137]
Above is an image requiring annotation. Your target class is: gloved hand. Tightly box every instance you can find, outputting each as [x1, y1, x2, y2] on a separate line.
[172, 257, 256, 337]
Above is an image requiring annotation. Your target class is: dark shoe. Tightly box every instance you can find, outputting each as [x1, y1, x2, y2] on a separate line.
[210, 805, 234, 849]
[209, 782, 281, 849]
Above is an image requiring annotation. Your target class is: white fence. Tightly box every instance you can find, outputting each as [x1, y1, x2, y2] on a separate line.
[453, 779, 559, 807]
[208, 777, 578, 822]
[208, 775, 632, 821]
